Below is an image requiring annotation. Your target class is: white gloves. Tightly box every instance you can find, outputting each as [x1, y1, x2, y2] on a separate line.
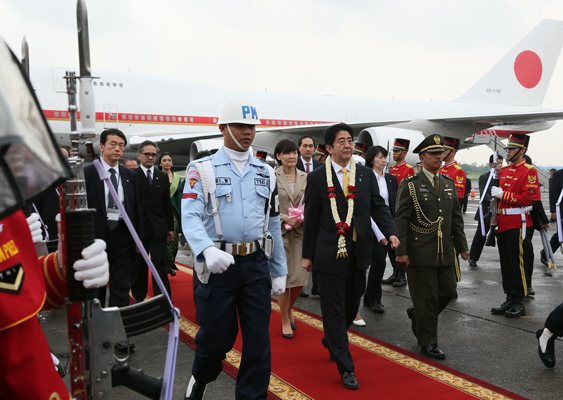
[27, 213, 43, 243]
[203, 246, 235, 274]
[491, 186, 503, 199]
[72, 239, 109, 289]
[272, 275, 287, 296]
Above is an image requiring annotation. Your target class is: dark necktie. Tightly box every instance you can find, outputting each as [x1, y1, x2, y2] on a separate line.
[306, 162, 310, 173]
[107, 168, 119, 230]
[433, 175, 439, 194]
[147, 169, 152, 186]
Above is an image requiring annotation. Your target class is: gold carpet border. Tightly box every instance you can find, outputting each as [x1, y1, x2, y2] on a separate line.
[176, 265, 312, 399]
[177, 264, 514, 400]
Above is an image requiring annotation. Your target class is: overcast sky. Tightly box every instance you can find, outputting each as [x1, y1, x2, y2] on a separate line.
[2, 0, 563, 167]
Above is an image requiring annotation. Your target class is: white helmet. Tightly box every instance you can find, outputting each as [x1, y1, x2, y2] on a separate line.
[217, 97, 262, 125]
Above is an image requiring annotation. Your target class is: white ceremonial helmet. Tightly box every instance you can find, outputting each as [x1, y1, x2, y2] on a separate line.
[217, 97, 262, 126]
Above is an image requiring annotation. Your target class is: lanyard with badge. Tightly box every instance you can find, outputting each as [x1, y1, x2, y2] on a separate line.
[107, 172, 122, 221]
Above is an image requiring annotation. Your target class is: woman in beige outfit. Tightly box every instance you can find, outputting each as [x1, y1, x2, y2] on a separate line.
[275, 139, 309, 338]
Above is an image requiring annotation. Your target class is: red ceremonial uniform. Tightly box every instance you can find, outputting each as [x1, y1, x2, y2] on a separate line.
[0, 210, 69, 400]
[439, 161, 466, 200]
[390, 161, 415, 185]
[497, 159, 541, 232]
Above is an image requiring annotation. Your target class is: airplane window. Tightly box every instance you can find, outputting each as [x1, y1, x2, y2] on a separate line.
[147, 116, 152, 121]
[120, 83, 123, 87]
[62, 112, 66, 117]
[54, 112, 59, 117]
[141, 115, 145, 121]
[166, 116, 170, 122]
[135, 115, 139, 120]
[160, 116, 164, 122]
[93, 82, 97, 86]
[107, 83, 110, 86]
[128, 115, 133, 120]
[189, 117, 193, 122]
[283, 121, 287, 126]
[278, 121, 281, 125]
[213, 118, 217, 123]
[113, 83, 116, 87]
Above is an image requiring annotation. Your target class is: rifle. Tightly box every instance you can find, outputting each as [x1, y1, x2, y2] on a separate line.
[61, 2, 179, 399]
[485, 150, 500, 247]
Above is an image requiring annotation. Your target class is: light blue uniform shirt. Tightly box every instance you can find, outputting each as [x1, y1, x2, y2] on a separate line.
[181, 147, 287, 278]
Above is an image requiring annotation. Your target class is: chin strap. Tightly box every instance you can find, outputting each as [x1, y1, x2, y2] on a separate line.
[508, 147, 523, 163]
[227, 124, 248, 151]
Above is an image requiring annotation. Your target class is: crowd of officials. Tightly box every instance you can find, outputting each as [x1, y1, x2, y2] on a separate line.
[10, 96, 563, 400]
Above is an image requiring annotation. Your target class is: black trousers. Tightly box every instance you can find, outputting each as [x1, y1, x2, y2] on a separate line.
[97, 222, 135, 308]
[469, 220, 490, 262]
[546, 303, 563, 337]
[525, 227, 537, 288]
[192, 250, 271, 400]
[131, 233, 172, 302]
[365, 241, 396, 304]
[317, 243, 365, 374]
[497, 228, 531, 300]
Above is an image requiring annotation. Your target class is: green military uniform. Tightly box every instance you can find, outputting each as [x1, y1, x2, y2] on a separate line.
[395, 135, 468, 349]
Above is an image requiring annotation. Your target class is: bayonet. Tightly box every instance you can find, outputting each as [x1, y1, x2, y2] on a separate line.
[20, 36, 29, 77]
[77, 0, 91, 78]
[76, 0, 96, 137]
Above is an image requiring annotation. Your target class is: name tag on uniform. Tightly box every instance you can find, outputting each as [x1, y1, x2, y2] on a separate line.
[216, 177, 231, 185]
[419, 187, 429, 192]
[444, 188, 453, 192]
[255, 178, 269, 186]
[107, 208, 121, 221]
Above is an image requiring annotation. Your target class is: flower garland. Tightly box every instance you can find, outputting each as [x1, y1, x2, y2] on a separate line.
[326, 155, 356, 258]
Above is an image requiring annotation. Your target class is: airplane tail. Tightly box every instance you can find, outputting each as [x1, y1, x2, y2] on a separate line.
[454, 19, 563, 106]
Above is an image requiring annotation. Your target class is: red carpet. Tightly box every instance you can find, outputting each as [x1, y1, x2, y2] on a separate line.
[144, 264, 528, 400]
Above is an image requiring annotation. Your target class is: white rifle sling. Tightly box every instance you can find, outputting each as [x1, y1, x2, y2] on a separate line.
[196, 160, 223, 239]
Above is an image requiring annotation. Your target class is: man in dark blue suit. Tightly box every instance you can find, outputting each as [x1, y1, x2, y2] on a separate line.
[302, 123, 399, 389]
[363, 145, 400, 313]
[84, 129, 143, 311]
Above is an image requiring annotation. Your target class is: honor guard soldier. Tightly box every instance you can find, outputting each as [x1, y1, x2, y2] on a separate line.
[255, 150, 268, 163]
[439, 137, 466, 205]
[182, 97, 288, 400]
[353, 142, 368, 159]
[490, 133, 540, 318]
[314, 144, 328, 163]
[395, 134, 469, 360]
[390, 138, 415, 185]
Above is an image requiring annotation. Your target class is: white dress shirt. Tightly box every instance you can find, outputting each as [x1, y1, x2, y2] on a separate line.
[101, 158, 125, 208]
[301, 156, 313, 173]
[331, 159, 351, 190]
[373, 169, 389, 206]
[140, 164, 155, 182]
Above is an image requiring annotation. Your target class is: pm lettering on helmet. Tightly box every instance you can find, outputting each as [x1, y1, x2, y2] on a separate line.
[242, 106, 258, 120]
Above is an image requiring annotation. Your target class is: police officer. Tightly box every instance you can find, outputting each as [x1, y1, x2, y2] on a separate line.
[182, 97, 288, 400]
[439, 137, 466, 207]
[395, 134, 469, 359]
[490, 133, 540, 318]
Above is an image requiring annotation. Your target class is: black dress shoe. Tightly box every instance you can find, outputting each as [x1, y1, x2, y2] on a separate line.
[540, 249, 549, 267]
[505, 302, 526, 318]
[311, 287, 320, 296]
[371, 301, 385, 314]
[115, 340, 135, 351]
[468, 259, 477, 268]
[393, 274, 407, 287]
[421, 344, 446, 359]
[321, 336, 336, 362]
[290, 321, 296, 330]
[282, 326, 294, 339]
[406, 306, 417, 338]
[299, 289, 309, 298]
[491, 298, 513, 315]
[185, 376, 207, 399]
[528, 286, 535, 296]
[341, 371, 359, 389]
[382, 273, 397, 285]
[536, 328, 557, 368]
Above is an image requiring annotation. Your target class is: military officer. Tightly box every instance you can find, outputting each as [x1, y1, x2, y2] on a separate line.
[490, 133, 540, 318]
[182, 97, 288, 400]
[395, 134, 469, 360]
[390, 138, 415, 185]
[438, 137, 466, 206]
[314, 144, 328, 163]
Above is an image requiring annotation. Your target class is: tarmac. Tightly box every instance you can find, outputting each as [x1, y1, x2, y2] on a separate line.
[41, 192, 563, 400]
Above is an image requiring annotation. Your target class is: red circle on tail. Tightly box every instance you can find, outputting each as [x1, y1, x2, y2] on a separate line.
[514, 50, 542, 89]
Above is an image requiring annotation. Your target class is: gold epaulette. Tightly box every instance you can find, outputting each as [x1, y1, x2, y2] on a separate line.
[405, 163, 413, 169]
[454, 164, 463, 170]
[524, 163, 535, 170]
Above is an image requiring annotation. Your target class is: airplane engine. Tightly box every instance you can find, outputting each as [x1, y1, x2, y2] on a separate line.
[357, 127, 425, 167]
[189, 139, 226, 161]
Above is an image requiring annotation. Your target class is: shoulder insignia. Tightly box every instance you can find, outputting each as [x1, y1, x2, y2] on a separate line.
[404, 174, 418, 182]
[500, 165, 510, 169]
[524, 163, 535, 170]
[405, 163, 413, 168]
[454, 164, 463, 170]
[441, 174, 454, 181]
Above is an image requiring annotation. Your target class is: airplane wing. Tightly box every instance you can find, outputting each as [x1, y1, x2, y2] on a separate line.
[427, 110, 563, 126]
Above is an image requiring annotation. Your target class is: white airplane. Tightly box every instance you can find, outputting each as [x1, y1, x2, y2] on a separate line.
[28, 19, 563, 168]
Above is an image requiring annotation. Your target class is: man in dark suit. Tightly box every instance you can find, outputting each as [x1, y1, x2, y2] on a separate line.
[363, 145, 400, 314]
[296, 135, 324, 297]
[468, 154, 503, 267]
[131, 140, 174, 302]
[302, 123, 399, 389]
[84, 129, 143, 310]
[542, 168, 563, 264]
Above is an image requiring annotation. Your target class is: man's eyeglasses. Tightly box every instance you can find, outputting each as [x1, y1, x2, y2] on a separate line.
[141, 152, 158, 158]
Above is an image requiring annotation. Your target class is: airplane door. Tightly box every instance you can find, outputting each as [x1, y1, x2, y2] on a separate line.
[104, 104, 118, 128]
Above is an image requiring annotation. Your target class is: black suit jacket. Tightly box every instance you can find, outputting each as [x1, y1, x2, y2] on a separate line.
[296, 157, 324, 173]
[84, 164, 144, 243]
[550, 169, 563, 215]
[135, 167, 174, 238]
[303, 164, 398, 274]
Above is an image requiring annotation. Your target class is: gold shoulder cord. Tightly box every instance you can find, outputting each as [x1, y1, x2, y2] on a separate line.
[407, 181, 444, 260]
